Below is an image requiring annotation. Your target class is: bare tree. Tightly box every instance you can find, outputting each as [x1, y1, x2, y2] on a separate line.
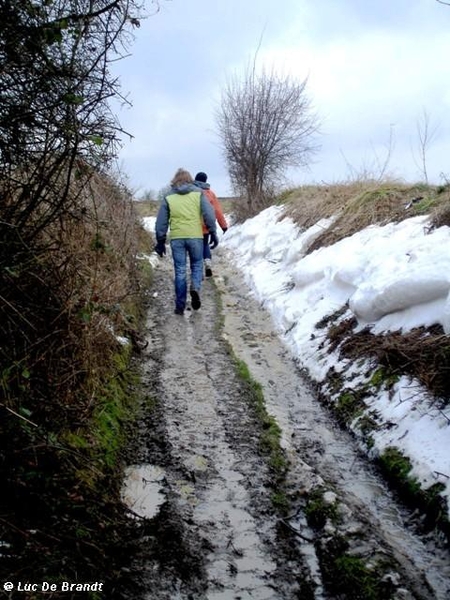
[413, 108, 439, 185]
[216, 64, 320, 215]
[139, 188, 158, 202]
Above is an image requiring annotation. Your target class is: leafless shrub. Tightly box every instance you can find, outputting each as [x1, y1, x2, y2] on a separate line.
[216, 63, 320, 217]
[413, 108, 439, 185]
[0, 0, 160, 585]
[0, 0, 156, 448]
[1, 168, 145, 424]
[0, 0, 147, 410]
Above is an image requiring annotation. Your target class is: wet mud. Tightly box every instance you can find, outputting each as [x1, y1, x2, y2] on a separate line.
[115, 247, 450, 599]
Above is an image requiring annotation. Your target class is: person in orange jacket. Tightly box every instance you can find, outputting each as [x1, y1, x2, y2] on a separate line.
[194, 172, 228, 277]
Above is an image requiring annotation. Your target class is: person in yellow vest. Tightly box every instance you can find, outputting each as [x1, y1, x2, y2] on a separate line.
[155, 168, 219, 315]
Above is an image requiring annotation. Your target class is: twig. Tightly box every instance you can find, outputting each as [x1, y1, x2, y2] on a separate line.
[0, 517, 32, 538]
[284, 505, 303, 520]
[0, 294, 36, 331]
[438, 409, 450, 424]
[123, 506, 146, 520]
[279, 518, 314, 542]
[226, 538, 243, 556]
[433, 470, 450, 480]
[0, 404, 38, 427]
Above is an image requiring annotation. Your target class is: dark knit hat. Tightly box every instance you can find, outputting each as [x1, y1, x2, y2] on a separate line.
[195, 172, 208, 183]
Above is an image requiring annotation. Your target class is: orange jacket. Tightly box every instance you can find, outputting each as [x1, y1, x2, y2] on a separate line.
[202, 188, 228, 234]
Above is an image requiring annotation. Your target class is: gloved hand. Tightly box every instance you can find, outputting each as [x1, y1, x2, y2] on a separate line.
[154, 239, 166, 257]
[221, 227, 228, 234]
[209, 231, 219, 249]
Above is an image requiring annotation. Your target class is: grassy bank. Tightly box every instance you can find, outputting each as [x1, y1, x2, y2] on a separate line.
[0, 173, 154, 597]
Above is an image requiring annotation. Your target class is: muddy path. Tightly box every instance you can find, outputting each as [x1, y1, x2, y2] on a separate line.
[115, 248, 450, 599]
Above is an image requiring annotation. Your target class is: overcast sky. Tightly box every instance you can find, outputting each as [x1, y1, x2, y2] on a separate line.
[111, 0, 450, 197]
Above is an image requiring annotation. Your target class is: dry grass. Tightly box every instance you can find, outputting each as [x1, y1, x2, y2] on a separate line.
[281, 180, 450, 253]
[430, 184, 450, 229]
[338, 324, 450, 405]
[283, 181, 370, 229]
[134, 199, 160, 217]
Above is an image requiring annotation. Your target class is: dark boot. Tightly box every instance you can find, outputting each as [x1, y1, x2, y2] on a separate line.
[190, 289, 201, 310]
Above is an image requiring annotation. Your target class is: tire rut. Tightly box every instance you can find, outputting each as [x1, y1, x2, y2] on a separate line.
[214, 248, 450, 600]
[119, 254, 311, 599]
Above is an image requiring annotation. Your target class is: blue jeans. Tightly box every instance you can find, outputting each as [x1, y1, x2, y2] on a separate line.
[203, 233, 211, 260]
[170, 238, 203, 310]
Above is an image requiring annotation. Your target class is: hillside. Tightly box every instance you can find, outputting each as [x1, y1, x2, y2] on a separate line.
[0, 172, 154, 594]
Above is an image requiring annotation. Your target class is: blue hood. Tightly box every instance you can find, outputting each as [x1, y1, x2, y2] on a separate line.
[170, 183, 199, 195]
[194, 181, 210, 191]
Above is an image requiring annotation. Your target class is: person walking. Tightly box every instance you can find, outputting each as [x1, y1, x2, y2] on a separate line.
[194, 172, 228, 277]
[154, 168, 219, 315]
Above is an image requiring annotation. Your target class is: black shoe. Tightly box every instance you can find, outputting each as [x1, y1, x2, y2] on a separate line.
[174, 307, 184, 315]
[190, 289, 201, 310]
[205, 267, 213, 277]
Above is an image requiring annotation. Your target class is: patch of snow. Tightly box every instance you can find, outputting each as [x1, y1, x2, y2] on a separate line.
[121, 464, 166, 519]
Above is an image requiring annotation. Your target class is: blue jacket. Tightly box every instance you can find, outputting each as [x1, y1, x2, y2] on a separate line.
[194, 181, 210, 191]
[155, 183, 216, 242]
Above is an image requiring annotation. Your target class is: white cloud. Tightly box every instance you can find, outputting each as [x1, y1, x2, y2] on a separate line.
[256, 21, 450, 183]
[111, 0, 450, 194]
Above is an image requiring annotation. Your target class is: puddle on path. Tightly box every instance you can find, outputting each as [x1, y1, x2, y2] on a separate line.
[121, 464, 166, 519]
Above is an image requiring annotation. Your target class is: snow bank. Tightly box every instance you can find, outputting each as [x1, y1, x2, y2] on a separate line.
[222, 205, 450, 516]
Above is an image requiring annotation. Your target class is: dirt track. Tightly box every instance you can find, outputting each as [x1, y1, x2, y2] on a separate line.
[116, 247, 450, 600]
